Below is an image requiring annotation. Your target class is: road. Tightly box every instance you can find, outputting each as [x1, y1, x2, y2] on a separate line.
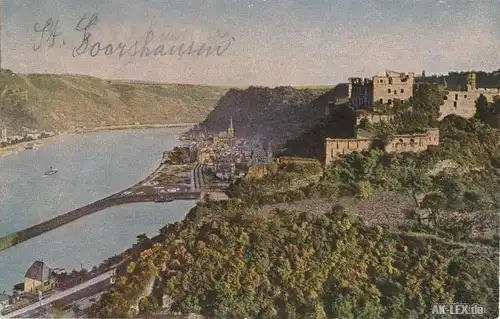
[192, 164, 205, 190]
[4, 270, 115, 318]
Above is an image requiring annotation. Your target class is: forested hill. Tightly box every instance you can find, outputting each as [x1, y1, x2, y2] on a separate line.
[416, 69, 500, 90]
[189, 84, 349, 147]
[0, 69, 229, 134]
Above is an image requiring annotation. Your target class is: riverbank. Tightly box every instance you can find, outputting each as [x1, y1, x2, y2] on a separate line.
[77, 123, 196, 133]
[0, 123, 195, 159]
[0, 133, 72, 158]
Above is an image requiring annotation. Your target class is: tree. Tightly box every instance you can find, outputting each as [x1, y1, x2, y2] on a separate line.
[136, 233, 148, 244]
[358, 118, 371, 131]
[420, 192, 447, 231]
[397, 158, 432, 207]
[474, 94, 490, 124]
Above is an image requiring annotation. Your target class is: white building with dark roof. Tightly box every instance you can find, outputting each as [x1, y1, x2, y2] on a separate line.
[24, 260, 57, 293]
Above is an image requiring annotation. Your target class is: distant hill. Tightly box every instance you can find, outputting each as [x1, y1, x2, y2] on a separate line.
[190, 84, 349, 147]
[0, 69, 229, 134]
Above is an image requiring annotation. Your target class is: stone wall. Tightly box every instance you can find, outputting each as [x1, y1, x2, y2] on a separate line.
[324, 138, 372, 165]
[276, 156, 321, 165]
[384, 128, 439, 153]
[439, 90, 500, 120]
[325, 128, 439, 165]
[356, 112, 395, 125]
[247, 164, 269, 179]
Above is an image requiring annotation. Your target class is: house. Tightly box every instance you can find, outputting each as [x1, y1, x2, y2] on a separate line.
[24, 261, 57, 293]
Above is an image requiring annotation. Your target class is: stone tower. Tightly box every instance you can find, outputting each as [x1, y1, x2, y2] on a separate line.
[466, 72, 476, 92]
[227, 116, 234, 138]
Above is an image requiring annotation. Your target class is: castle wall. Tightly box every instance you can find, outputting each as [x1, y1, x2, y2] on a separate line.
[350, 84, 373, 108]
[325, 128, 439, 165]
[385, 129, 439, 153]
[356, 113, 394, 125]
[325, 138, 372, 165]
[439, 90, 500, 120]
[372, 73, 414, 106]
[276, 157, 321, 165]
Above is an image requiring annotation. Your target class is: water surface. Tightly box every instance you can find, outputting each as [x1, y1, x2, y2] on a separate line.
[0, 128, 194, 293]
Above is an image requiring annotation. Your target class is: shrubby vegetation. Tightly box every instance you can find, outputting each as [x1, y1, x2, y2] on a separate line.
[89, 206, 498, 318]
[164, 147, 191, 165]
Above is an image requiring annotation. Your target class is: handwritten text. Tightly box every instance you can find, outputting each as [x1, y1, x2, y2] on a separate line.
[32, 13, 235, 59]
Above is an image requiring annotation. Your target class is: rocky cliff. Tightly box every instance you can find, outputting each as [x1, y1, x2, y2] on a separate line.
[191, 84, 349, 147]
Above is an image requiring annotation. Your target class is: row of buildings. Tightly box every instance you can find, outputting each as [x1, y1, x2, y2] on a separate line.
[191, 118, 273, 181]
[0, 127, 58, 144]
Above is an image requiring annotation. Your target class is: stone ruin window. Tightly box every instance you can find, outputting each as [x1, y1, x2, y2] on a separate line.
[453, 101, 457, 107]
[388, 99, 392, 105]
[380, 98, 383, 104]
[410, 138, 415, 144]
[394, 90, 397, 94]
[401, 89, 404, 93]
[443, 96, 448, 100]
[380, 79, 384, 83]
[388, 88, 391, 93]
[455, 94, 458, 100]
[464, 94, 468, 98]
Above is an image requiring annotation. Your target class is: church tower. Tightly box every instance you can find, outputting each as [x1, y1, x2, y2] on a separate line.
[266, 141, 273, 162]
[227, 116, 234, 138]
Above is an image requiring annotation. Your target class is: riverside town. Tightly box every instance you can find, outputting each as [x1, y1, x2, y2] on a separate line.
[1, 1, 499, 318]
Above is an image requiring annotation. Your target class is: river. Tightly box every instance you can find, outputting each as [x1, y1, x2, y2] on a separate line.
[0, 128, 196, 293]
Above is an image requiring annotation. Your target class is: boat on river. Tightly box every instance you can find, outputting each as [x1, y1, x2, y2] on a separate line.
[44, 166, 58, 175]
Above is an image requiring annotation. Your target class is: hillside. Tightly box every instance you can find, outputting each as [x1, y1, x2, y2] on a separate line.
[189, 84, 349, 147]
[88, 198, 498, 318]
[0, 69, 229, 133]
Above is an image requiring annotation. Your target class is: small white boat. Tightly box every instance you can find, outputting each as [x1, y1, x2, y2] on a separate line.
[44, 166, 58, 175]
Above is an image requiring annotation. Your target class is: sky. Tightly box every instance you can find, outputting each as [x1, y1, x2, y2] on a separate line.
[2, 0, 500, 86]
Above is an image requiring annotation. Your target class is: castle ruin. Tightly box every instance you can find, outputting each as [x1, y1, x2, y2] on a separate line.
[439, 73, 500, 120]
[349, 70, 415, 108]
[324, 128, 439, 166]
